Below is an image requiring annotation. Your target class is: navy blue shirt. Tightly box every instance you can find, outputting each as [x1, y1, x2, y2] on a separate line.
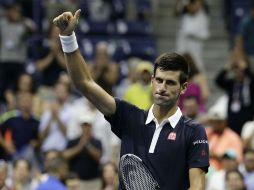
[67, 137, 102, 180]
[105, 99, 209, 190]
[0, 111, 39, 152]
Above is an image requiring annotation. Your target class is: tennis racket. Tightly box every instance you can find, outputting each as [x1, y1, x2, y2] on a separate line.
[119, 154, 160, 190]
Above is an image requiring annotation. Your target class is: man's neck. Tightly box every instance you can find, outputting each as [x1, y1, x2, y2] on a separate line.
[152, 104, 178, 124]
[21, 111, 31, 119]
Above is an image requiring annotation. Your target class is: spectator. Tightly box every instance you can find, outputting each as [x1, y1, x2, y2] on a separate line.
[235, 1, 254, 67]
[205, 102, 243, 171]
[67, 97, 120, 164]
[182, 95, 202, 120]
[86, 0, 112, 21]
[65, 173, 80, 190]
[0, 2, 36, 103]
[215, 54, 254, 135]
[0, 160, 11, 190]
[90, 41, 119, 96]
[225, 170, 247, 190]
[179, 53, 210, 113]
[123, 61, 153, 110]
[30, 149, 63, 190]
[101, 162, 118, 190]
[238, 149, 254, 190]
[57, 72, 80, 100]
[40, 149, 62, 173]
[12, 159, 32, 190]
[4, 73, 44, 116]
[115, 57, 141, 99]
[206, 149, 239, 190]
[35, 156, 68, 190]
[63, 113, 102, 190]
[36, 24, 66, 89]
[39, 82, 72, 153]
[0, 92, 39, 161]
[241, 118, 254, 150]
[176, 0, 210, 71]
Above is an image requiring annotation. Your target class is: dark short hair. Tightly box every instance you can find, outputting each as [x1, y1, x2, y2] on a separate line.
[45, 156, 67, 174]
[153, 52, 189, 85]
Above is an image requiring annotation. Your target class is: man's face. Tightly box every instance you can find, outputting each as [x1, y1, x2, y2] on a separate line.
[183, 97, 199, 119]
[151, 69, 187, 107]
[14, 160, 29, 183]
[55, 83, 69, 102]
[244, 152, 254, 172]
[18, 93, 32, 113]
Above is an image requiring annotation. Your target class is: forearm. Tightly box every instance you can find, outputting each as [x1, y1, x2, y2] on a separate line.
[189, 168, 205, 190]
[188, 179, 205, 190]
[55, 52, 66, 68]
[63, 145, 82, 160]
[0, 140, 16, 155]
[64, 50, 115, 115]
[85, 143, 102, 162]
[54, 10, 116, 116]
[36, 54, 54, 71]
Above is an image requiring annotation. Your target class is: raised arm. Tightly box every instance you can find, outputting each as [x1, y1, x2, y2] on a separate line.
[53, 10, 116, 116]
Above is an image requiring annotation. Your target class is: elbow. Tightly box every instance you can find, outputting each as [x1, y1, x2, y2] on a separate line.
[72, 78, 91, 91]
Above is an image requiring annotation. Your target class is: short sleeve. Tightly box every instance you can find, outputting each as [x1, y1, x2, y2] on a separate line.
[188, 125, 209, 172]
[104, 98, 137, 139]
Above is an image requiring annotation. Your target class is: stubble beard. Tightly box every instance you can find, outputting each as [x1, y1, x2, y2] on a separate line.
[154, 91, 181, 109]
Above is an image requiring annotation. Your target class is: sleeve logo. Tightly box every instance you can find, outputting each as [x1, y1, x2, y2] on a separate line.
[193, 140, 208, 145]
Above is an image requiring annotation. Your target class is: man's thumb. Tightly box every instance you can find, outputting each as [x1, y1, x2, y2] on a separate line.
[74, 9, 81, 21]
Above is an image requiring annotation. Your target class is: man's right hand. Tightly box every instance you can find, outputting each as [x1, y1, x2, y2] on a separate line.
[53, 9, 81, 36]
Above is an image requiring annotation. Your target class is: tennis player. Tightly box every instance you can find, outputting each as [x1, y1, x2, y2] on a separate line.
[53, 10, 209, 190]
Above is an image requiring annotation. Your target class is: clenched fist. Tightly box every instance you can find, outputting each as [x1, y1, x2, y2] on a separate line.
[53, 9, 81, 36]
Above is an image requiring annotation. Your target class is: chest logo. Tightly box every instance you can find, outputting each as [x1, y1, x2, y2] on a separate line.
[167, 132, 176, 141]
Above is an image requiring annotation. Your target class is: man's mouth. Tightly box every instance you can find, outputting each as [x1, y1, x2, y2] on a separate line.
[155, 93, 168, 98]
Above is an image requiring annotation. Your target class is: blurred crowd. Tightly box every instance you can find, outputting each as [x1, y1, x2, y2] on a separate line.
[0, 0, 254, 190]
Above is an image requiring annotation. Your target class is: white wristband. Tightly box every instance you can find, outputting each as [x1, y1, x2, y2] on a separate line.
[59, 32, 79, 53]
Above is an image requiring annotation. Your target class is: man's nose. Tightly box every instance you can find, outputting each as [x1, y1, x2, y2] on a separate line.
[158, 81, 167, 92]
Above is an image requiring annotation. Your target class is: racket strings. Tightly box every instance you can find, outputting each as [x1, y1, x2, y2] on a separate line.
[120, 156, 160, 190]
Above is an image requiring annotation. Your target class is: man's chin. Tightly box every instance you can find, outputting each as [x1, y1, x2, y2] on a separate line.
[154, 99, 174, 107]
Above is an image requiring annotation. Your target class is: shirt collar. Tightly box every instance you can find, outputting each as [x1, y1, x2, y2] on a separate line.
[145, 105, 182, 128]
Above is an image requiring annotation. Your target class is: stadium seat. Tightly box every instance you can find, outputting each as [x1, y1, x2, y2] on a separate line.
[115, 20, 152, 36]
[77, 19, 115, 35]
[136, 0, 151, 13]
[230, 0, 250, 36]
[78, 35, 156, 62]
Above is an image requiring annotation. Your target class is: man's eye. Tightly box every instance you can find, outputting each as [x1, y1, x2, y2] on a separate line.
[166, 81, 175, 85]
[156, 78, 163, 83]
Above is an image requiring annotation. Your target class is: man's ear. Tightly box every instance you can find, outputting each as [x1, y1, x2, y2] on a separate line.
[180, 82, 188, 95]
[151, 75, 155, 86]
